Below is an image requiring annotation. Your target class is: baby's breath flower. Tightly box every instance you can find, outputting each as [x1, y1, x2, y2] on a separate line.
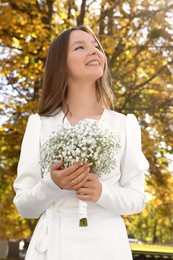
[40, 119, 121, 227]
[40, 119, 121, 177]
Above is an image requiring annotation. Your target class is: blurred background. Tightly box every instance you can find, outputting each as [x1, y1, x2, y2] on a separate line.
[0, 0, 173, 259]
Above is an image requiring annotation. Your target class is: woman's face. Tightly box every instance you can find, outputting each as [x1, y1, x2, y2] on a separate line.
[66, 30, 105, 84]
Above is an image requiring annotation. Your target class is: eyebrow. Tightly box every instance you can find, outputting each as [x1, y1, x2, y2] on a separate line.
[72, 40, 98, 47]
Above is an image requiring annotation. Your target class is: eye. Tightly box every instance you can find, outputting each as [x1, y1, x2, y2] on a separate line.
[74, 46, 84, 50]
[94, 45, 102, 52]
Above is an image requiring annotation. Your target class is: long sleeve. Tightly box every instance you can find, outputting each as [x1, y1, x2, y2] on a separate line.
[13, 114, 63, 219]
[97, 114, 149, 215]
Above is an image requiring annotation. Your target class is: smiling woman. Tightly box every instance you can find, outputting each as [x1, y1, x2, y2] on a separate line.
[13, 25, 149, 260]
[67, 30, 105, 84]
[38, 26, 113, 118]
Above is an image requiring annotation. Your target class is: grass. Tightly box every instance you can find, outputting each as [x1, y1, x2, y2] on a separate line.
[131, 243, 173, 253]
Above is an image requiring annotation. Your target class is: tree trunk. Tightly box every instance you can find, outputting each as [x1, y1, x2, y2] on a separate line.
[77, 0, 86, 25]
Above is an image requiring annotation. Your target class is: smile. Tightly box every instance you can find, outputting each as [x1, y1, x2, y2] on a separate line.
[86, 60, 100, 66]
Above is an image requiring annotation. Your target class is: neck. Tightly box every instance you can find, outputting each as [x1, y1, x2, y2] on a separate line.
[62, 81, 104, 120]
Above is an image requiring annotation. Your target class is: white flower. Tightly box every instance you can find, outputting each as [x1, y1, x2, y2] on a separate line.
[40, 119, 121, 226]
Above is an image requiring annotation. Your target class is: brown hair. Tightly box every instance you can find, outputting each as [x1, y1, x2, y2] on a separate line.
[38, 25, 114, 116]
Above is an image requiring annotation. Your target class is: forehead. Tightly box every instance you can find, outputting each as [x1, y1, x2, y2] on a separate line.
[69, 30, 97, 46]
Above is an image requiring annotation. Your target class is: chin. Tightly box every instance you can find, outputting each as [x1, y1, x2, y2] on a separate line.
[88, 72, 103, 80]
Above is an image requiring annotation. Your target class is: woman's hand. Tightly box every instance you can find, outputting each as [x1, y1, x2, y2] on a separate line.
[76, 173, 102, 202]
[50, 161, 90, 190]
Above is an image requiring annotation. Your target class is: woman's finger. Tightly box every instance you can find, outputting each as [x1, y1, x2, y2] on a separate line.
[50, 161, 90, 190]
[76, 174, 102, 201]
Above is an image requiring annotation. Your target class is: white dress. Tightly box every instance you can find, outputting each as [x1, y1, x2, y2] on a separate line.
[13, 109, 149, 260]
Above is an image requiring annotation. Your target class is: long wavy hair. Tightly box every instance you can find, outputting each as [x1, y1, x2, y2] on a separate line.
[38, 25, 114, 116]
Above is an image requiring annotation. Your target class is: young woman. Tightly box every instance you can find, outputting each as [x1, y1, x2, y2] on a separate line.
[13, 26, 149, 260]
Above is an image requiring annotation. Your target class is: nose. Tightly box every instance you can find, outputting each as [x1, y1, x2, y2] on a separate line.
[88, 46, 99, 56]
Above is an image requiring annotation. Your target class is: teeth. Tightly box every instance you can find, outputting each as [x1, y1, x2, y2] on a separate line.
[87, 61, 99, 65]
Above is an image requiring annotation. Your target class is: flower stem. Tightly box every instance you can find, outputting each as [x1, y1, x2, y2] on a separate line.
[79, 218, 88, 227]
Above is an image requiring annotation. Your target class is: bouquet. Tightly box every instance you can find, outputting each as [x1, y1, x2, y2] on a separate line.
[40, 119, 121, 226]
